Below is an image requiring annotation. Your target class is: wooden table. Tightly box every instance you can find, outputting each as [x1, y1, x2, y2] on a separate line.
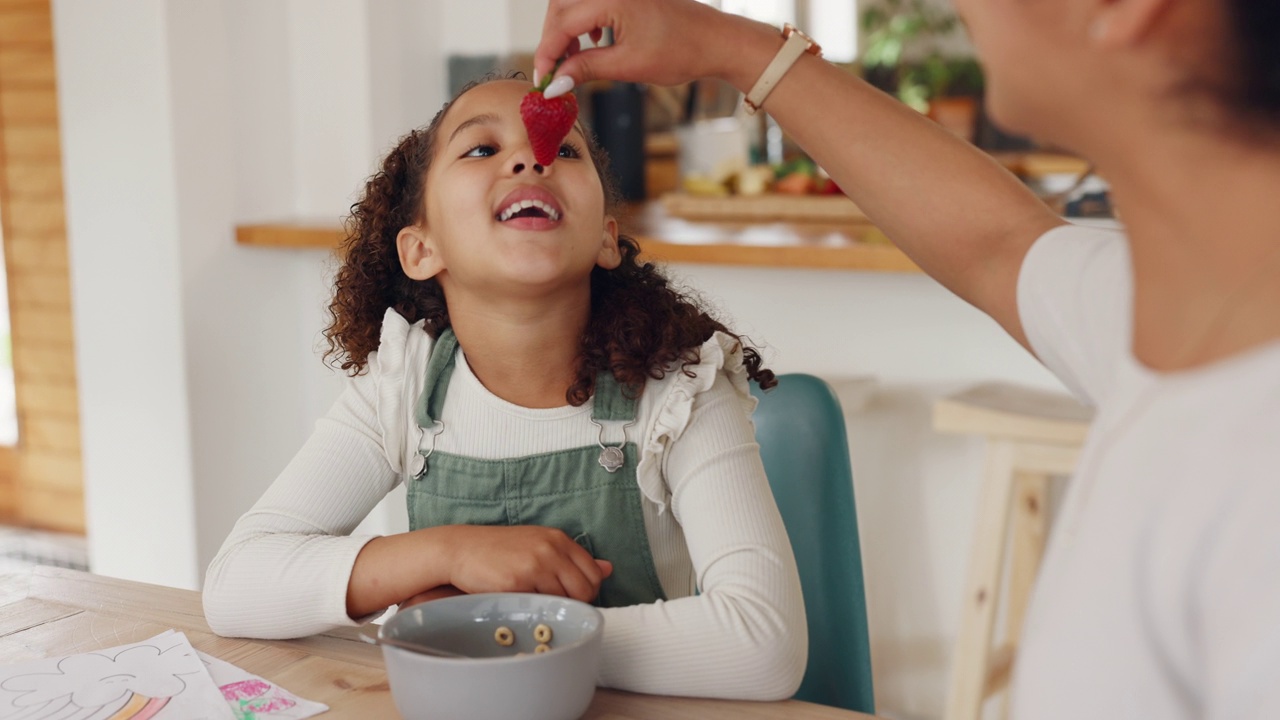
[0, 567, 877, 719]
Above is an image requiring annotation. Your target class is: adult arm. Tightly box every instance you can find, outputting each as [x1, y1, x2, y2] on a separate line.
[536, 0, 1063, 350]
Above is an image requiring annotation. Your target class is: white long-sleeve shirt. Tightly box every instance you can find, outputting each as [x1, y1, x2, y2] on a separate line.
[203, 310, 807, 700]
[1011, 225, 1280, 719]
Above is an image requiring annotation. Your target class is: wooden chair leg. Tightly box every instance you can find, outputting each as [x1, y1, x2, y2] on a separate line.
[945, 440, 1018, 720]
[1007, 471, 1050, 641]
[998, 471, 1050, 720]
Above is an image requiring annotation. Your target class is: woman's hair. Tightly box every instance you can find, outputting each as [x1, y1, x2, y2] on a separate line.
[324, 73, 775, 404]
[1228, 0, 1280, 120]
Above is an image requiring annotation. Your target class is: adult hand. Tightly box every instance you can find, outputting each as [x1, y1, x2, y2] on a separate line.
[534, 0, 773, 96]
[444, 525, 613, 603]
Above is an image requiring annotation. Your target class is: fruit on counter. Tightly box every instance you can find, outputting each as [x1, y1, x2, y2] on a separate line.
[774, 171, 816, 195]
[677, 157, 844, 197]
[814, 175, 843, 195]
[682, 174, 731, 197]
[520, 65, 579, 167]
[734, 166, 774, 196]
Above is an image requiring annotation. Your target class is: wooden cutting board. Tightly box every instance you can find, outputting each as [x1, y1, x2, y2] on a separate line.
[661, 192, 870, 224]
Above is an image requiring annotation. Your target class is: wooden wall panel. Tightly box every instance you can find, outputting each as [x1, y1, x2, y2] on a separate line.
[12, 345, 75, 384]
[17, 485, 84, 531]
[5, 235, 68, 270]
[8, 269, 69, 309]
[0, 5, 52, 46]
[3, 126, 58, 158]
[0, 0, 85, 533]
[19, 415, 77, 453]
[4, 162, 61, 198]
[0, 45, 53, 84]
[0, 447, 15, 517]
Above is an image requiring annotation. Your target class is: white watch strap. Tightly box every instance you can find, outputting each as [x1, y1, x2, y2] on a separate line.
[744, 32, 811, 115]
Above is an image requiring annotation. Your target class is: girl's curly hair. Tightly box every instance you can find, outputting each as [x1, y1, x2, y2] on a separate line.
[324, 74, 775, 404]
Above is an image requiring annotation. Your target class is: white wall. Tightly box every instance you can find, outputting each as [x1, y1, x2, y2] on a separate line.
[54, 0, 201, 588]
[55, 2, 1068, 719]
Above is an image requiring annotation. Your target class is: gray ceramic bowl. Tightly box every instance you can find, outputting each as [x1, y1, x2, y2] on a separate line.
[378, 593, 604, 720]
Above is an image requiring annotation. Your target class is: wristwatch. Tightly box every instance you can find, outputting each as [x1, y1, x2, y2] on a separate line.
[743, 24, 823, 115]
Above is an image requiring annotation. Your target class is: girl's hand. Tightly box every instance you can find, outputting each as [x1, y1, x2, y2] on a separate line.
[534, 0, 775, 94]
[444, 526, 614, 603]
[399, 584, 467, 609]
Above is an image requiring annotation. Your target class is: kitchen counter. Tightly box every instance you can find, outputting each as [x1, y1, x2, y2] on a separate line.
[235, 200, 921, 273]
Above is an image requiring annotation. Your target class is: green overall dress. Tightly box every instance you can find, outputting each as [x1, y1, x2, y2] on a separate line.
[406, 329, 668, 608]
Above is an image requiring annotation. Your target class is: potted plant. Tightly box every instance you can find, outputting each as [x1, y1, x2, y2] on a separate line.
[860, 0, 985, 141]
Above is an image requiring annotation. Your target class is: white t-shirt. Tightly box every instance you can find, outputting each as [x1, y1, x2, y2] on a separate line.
[1011, 225, 1280, 719]
[203, 310, 807, 700]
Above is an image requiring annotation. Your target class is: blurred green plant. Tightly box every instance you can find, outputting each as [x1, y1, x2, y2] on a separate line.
[860, 0, 983, 112]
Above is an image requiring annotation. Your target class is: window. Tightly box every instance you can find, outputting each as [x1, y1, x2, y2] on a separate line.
[699, 0, 858, 63]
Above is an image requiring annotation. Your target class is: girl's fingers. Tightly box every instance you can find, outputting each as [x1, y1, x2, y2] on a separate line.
[533, 574, 570, 599]
[556, 566, 599, 603]
[400, 585, 465, 608]
[565, 544, 606, 588]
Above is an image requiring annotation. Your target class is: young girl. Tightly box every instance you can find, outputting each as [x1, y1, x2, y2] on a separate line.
[203, 76, 807, 700]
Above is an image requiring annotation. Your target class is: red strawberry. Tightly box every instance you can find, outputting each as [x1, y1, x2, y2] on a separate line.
[520, 88, 578, 167]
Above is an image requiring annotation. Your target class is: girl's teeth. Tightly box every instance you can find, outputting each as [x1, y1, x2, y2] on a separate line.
[498, 200, 560, 222]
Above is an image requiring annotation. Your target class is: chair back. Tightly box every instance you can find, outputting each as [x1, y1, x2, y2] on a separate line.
[751, 374, 875, 714]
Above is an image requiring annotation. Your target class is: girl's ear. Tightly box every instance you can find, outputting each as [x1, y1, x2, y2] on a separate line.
[397, 224, 444, 280]
[596, 216, 622, 270]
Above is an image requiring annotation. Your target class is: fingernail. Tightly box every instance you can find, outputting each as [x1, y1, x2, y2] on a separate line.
[533, 68, 541, 87]
[544, 75, 575, 99]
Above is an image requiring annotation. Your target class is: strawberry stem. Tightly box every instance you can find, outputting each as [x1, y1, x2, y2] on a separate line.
[535, 58, 565, 93]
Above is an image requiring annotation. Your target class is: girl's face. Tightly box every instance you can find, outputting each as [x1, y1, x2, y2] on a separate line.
[403, 80, 619, 298]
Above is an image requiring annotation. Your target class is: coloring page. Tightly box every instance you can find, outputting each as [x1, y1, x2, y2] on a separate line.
[0, 631, 233, 720]
[198, 652, 327, 720]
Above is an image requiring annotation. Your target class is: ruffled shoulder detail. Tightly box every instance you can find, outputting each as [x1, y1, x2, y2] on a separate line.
[635, 331, 759, 514]
[372, 308, 434, 475]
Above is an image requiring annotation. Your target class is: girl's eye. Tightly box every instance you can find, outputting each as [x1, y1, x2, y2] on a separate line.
[558, 143, 582, 159]
[463, 144, 497, 158]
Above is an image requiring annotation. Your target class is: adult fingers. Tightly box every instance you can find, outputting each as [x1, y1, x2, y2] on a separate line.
[547, 45, 633, 97]
[535, 0, 611, 84]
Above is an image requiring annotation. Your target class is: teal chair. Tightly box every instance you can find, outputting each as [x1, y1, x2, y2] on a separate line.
[751, 374, 875, 714]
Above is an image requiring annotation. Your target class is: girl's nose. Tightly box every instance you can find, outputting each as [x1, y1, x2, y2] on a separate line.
[509, 145, 547, 176]
[511, 161, 546, 175]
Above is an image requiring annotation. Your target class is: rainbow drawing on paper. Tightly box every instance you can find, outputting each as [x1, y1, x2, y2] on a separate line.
[0, 631, 230, 720]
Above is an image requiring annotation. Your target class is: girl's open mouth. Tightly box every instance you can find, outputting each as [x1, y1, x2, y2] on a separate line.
[494, 187, 564, 231]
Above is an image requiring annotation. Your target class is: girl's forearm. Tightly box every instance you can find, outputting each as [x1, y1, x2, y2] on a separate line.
[346, 528, 455, 619]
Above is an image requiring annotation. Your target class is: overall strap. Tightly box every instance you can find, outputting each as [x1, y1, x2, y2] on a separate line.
[591, 370, 638, 423]
[415, 328, 460, 428]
